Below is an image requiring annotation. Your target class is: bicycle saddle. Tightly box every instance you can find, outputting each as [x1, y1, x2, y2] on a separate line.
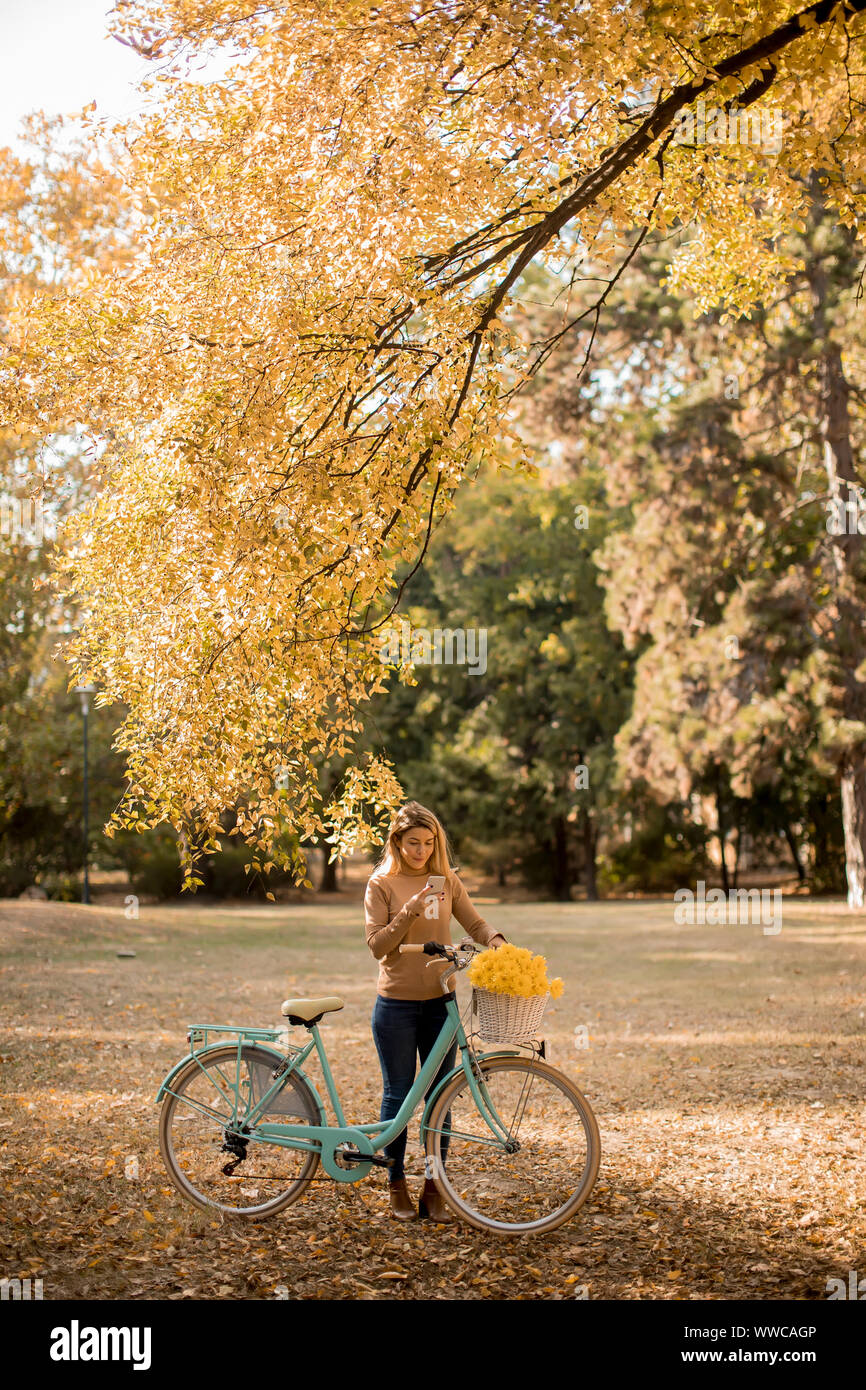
[281, 995, 344, 1026]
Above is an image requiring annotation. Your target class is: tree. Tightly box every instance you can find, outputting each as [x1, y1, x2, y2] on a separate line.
[0, 129, 132, 893]
[361, 458, 633, 898]
[524, 207, 861, 897]
[9, 0, 866, 882]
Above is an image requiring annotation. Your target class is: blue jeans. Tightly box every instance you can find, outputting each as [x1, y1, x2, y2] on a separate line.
[371, 992, 458, 1182]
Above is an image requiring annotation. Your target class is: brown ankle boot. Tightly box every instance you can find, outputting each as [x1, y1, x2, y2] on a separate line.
[388, 1178, 418, 1220]
[418, 1176, 453, 1223]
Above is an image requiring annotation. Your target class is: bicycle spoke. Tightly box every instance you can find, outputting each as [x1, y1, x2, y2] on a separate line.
[494, 1067, 536, 1139]
[198, 1058, 237, 1097]
[163, 1088, 233, 1127]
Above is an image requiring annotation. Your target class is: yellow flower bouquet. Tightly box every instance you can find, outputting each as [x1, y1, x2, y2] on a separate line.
[468, 942, 564, 999]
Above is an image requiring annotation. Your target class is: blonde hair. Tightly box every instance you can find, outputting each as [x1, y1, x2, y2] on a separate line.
[373, 801, 456, 880]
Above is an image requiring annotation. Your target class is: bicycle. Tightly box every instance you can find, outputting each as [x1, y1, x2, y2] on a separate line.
[156, 938, 601, 1235]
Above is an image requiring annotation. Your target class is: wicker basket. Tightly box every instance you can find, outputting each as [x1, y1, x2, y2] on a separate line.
[471, 986, 549, 1044]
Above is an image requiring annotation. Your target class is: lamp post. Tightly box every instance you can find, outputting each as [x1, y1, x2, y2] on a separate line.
[74, 685, 96, 904]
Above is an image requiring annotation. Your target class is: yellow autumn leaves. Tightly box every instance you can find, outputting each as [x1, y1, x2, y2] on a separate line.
[468, 943, 564, 999]
[10, 0, 866, 884]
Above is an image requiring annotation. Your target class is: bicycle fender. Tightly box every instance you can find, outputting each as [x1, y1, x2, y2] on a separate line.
[418, 1049, 524, 1136]
[155, 1042, 326, 1123]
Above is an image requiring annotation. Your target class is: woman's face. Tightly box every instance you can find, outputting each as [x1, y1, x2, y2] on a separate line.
[398, 827, 435, 872]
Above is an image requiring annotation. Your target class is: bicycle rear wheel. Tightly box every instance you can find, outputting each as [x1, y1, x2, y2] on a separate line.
[159, 1044, 321, 1219]
[424, 1055, 600, 1235]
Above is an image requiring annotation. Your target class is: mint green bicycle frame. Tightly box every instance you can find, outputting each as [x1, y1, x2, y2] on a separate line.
[156, 996, 524, 1183]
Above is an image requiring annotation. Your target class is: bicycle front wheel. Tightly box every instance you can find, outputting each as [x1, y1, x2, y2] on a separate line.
[159, 1044, 321, 1219]
[424, 1055, 601, 1235]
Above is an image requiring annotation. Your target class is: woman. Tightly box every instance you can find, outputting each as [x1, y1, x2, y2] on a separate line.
[364, 801, 507, 1222]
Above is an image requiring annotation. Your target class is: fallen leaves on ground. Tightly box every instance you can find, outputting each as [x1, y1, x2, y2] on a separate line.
[0, 897, 863, 1300]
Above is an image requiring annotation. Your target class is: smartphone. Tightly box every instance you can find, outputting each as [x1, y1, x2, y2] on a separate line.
[425, 874, 446, 893]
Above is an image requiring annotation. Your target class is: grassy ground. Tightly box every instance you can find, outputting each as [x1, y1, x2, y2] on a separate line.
[0, 894, 863, 1300]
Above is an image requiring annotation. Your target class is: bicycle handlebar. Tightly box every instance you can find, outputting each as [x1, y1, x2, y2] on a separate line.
[399, 939, 481, 956]
[397, 940, 483, 991]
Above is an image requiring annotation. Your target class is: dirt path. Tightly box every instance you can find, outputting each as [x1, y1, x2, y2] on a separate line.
[0, 896, 862, 1300]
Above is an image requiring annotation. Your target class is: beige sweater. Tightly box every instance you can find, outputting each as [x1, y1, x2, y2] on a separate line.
[364, 868, 504, 999]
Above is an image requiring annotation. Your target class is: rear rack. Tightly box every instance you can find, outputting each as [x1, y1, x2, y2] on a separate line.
[186, 1023, 290, 1049]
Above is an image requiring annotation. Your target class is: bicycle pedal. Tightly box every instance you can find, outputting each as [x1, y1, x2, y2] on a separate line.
[340, 1147, 393, 1169]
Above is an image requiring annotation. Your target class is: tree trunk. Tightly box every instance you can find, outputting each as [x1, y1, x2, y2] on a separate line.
[809, 791, 829, 881]
[820, 316, 866, 903]
[714, 776, 730, 895]
[782, 820, 806, 883]
[319, 848, 339, 893]
[808, 173, 866, 907]
[840, 752, 866, 907]
[497, 863, 507, 888]
[582, 812, 599, 901]
[549, 815, 571, 901]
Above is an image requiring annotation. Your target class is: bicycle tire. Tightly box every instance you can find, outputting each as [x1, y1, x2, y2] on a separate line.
[423, 1054, 601, 1235]
[159, 1043, 321, 1219]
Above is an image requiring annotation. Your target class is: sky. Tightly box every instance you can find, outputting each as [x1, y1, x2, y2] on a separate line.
[0, 0, 197, 152]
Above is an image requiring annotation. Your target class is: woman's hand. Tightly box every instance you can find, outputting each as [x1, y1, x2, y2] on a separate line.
[489, 934, 507, 949]
[408, 881, 445, 916]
